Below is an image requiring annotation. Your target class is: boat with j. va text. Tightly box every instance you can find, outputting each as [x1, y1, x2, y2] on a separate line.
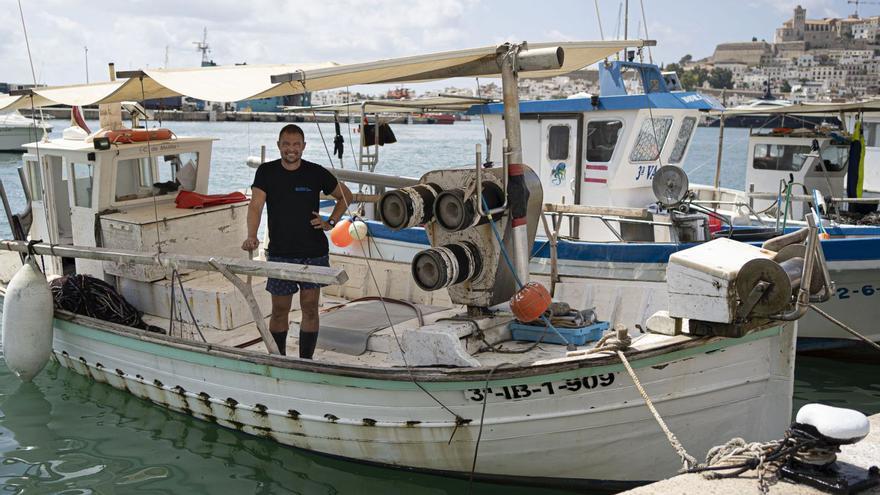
[0, 40, 832, 489]
[310, 61, 880, 355]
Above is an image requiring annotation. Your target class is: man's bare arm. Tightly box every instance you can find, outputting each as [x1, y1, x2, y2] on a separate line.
[242, 187, 266, 251]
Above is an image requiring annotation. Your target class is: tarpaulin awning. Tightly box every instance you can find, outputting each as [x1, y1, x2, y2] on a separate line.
[283, 96, 495, 114]
[0, 40, 648, 112]
[709, 98, 880, 116]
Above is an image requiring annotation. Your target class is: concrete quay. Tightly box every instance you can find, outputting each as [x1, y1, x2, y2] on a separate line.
[623, 413, 880, 494]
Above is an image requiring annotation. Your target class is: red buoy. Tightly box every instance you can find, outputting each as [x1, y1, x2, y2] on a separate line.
[510, 282, 552, 323]
[330, 218, 354, 247]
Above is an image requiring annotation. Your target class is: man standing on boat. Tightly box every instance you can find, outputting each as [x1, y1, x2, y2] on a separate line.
[242, 124, 353, 359]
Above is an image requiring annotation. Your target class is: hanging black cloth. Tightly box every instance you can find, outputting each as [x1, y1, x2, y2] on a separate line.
[362, 122, 397, 147]
[333, 119, 344, 160]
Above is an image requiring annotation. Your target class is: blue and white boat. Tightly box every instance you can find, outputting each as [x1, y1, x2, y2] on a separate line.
[327, 61, 880, 352]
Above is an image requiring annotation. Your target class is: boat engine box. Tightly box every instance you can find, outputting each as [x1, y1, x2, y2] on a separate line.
[666, 238, 777, 323]
[99, 200, 249, 282]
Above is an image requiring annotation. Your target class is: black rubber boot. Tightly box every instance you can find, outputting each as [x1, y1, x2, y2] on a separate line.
[299, 330, 319, 359]
[271, 330, 288, 356]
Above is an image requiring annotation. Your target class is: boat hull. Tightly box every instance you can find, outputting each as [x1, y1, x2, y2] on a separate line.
[0, 126, 50, 152]
[40, 314, 795, 485]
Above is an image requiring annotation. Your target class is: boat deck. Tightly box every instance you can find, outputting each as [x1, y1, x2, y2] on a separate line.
[139, 292, 694, 370]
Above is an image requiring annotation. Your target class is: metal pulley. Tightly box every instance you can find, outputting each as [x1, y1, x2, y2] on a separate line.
[378, 183, 442, 230]
[735, 258, 793, 316]
[411, 241, 483, 291]
[434, 181, 504, 232]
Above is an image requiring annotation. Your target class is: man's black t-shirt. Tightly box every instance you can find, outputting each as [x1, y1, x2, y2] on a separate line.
[251, 159, 339, 258]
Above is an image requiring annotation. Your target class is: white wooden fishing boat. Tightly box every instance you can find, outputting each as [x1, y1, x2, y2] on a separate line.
[0, 40, 827, 489]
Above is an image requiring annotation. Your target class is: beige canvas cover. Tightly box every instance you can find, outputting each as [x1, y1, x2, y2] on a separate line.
[0, 40, 645, 111]
[284, 96, 493, 114]
[711, 98, 880, 116]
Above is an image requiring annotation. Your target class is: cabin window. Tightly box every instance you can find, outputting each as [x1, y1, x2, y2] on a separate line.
[816, 145, 849, 173]
[864, 122, 880, 148]
[115, 157, 156, 201]
[71, 162, 93, 208]
[586, 120, 623, 162]
[27, 159, 42, 201]
[159, 152, 199, 192]
[547, 125, 570, 160]
[630, 117, 673, 162]
[669, 117, 697, 164]
[752, 144, 811, 171]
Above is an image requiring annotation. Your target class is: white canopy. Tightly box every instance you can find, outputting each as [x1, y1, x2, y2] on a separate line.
[284, 96, 494, 114]
[711, 98, 880, 116]
[0, 40, 646, 112]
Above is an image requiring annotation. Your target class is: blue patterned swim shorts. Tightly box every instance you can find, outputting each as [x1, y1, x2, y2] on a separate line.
[265, 254, 330, 296]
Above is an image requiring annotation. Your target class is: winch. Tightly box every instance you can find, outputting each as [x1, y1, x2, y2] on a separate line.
[665, 213, 832, 337]
[379, 165, 542, 309]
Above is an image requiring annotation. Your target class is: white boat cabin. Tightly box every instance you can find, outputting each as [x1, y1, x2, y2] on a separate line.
[860, 115, 880, 196]
[19, 133, 259, 333]
[474, 61, 723, 241]
[743, 128, 853, 219]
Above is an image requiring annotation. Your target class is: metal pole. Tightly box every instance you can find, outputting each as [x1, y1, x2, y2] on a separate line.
[498, 46, 528, 284]
[713, 115, 726, 199]
[84, 46, 89, 83]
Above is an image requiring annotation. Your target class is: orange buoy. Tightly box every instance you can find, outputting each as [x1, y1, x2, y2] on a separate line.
[510, 282, 552, 323]
[330, 218, 354, 247]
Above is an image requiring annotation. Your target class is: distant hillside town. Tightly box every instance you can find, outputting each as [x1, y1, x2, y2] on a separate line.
[684, 5, 880, 103]
[316, 6, 880, 108]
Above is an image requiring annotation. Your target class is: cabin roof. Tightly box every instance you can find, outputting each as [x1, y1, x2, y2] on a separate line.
[469, 91, 723, 115]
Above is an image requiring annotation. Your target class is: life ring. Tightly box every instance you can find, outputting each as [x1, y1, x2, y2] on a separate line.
[772, 127, 793, 135]
[104, 128, 175, 144]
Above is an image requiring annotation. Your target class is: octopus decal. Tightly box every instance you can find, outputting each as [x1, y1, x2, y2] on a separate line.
[551, 162, 566, 185]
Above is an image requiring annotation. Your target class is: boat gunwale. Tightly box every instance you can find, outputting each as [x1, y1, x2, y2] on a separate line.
[45, 303, 783, 384]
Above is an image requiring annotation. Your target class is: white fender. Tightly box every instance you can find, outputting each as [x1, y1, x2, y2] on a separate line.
[349, 220, 369, 241]
[2, 258, 54, 382]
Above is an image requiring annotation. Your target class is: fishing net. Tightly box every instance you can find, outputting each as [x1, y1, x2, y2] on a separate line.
[50, 274, 164, 334]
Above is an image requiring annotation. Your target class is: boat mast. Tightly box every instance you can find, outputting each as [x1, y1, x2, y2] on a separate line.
[497, 44, 563, 284]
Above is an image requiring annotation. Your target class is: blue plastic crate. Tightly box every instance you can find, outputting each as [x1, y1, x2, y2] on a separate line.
[509, 321, 609, 346]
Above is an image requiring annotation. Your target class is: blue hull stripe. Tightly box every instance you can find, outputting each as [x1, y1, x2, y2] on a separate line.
[361, 219, 880, 264]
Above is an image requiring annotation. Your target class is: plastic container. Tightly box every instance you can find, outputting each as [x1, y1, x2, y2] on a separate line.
[509, 321, 609, 346]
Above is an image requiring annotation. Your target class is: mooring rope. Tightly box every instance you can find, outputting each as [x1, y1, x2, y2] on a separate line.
[808, 303, 880, 353]
[615, 348, 700, 471]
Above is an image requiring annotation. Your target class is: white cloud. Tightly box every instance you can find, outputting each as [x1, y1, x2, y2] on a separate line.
[3, 0, 478, 85]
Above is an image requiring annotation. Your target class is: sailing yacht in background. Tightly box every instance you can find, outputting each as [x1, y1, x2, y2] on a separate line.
[0, 111, 51, 151]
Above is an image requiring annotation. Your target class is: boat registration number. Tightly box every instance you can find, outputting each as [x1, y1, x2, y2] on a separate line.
[464, 373, 616, 402]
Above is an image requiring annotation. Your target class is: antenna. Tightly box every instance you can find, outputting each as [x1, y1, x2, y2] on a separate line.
[848, 0, 880, 17]
[193, 27, 211, 66]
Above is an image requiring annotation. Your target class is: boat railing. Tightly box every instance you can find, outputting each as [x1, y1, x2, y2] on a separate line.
[539, 203, 675, 295]
[0, 240, 349, 355]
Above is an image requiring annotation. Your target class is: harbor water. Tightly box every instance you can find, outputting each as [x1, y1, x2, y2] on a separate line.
[0, 120, 877, 494]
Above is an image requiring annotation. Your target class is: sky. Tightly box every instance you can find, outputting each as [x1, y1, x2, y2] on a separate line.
[2, 0, 879, 93]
